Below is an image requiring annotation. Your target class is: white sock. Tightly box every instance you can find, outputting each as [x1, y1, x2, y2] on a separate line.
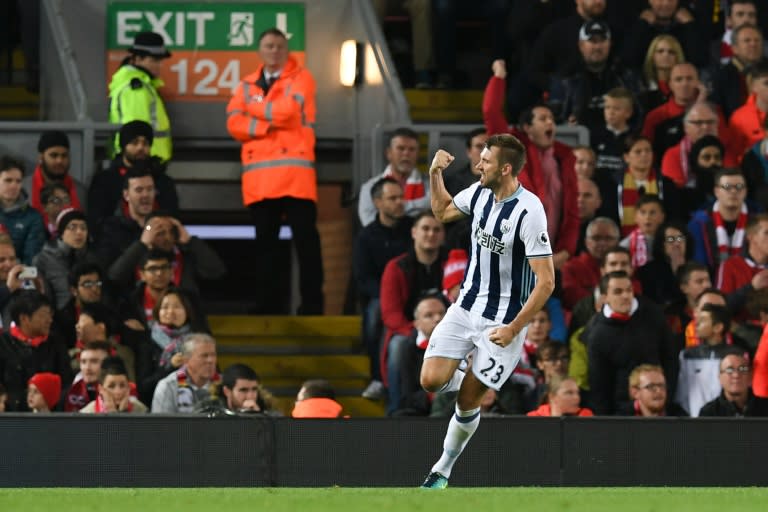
[437, 369, 465, 393]
[430, 405, 481, 478]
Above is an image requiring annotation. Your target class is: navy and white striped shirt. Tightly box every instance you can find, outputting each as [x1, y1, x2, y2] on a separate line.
[453, 182, 552, 324]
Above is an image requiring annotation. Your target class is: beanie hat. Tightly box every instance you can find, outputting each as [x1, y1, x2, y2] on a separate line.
[37, 131, 70, 153]
[29, 372, 62, 410]
[129, 31, 172, 59]
[119, 120, 154, 150]
[442, 249, 469, 294]
[56, 207, 87, 236]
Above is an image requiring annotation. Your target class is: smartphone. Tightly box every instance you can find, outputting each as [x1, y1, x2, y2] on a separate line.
[18, 266, 38, 280]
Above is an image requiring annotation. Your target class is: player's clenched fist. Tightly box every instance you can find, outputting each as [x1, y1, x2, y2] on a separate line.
[430, 149, 455, 175]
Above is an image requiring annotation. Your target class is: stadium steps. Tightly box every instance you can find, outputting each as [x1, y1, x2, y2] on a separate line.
[209, 315, 386, 417]
[405, 89, 483, 123]
[0, 47, 39, 120]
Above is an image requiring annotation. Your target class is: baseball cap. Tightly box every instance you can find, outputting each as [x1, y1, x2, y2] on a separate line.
[579, 20, 611, 41]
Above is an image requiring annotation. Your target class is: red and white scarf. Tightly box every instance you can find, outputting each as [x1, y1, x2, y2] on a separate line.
[10, 322, 47, 347]
[678, 136, 693, 187]
[383, 165, 425, 202]
[628, 228, 649, 268]
[712, 201, 748, 263]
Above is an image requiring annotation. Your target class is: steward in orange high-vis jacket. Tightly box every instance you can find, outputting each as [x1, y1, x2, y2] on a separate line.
[226, 28, 324, 315]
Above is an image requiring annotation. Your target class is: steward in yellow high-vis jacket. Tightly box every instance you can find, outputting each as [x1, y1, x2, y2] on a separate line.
[108, 31, 172, 163]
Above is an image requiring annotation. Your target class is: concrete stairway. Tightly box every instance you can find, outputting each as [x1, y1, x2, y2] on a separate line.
[209, 315, 385, 417]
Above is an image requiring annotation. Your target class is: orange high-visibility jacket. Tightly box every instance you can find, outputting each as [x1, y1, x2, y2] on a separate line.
[226, 57, 317, 205]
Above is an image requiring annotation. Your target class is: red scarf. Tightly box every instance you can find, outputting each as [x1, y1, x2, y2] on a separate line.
[383, 166, 425, 202]
[177, 366, 221, 399]
[65, 377, 97, 412]
[712, 201, 748, 263]
[30, 165, 82, 225]
[678, 136, 693, 187]
[657, 79, 670, 97]
[94, 394, 134, 413]
[144, 286, 158, 323]
[10, 322, 48, 347]
[628, 229, 649, 268]
[619, 170, 659, 236]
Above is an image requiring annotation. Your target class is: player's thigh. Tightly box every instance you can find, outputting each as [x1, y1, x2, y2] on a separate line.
[470, 324, 526, 391]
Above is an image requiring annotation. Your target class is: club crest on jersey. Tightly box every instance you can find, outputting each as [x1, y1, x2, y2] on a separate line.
[537, 231, 550, 246]
[474, 225, 505, 255]
[500, 219, 513, 234]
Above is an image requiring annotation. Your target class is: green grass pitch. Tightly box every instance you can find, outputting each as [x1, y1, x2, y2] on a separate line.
[1, 488, 767, 512]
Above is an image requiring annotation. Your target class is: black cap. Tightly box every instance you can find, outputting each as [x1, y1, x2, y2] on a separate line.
[579, 20, 611, 41]
[37, 131, 70, 153]
[119, 120, 154, 150]
[129, 31, 171, 59]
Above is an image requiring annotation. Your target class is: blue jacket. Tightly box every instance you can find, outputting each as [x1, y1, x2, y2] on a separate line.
[0, 197, 46, 265]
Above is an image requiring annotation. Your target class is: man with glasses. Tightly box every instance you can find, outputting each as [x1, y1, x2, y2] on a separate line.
[53, 262, 110, 349]
[699, 352, 768, 416]
[662, 102, 735, 190]
[562, 216, 619, 310]
[688, 169, 757, 275]
[621, 364, 687, 416]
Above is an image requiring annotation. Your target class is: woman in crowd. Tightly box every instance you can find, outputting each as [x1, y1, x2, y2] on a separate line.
[527, 375, 593, 417]
[637, 221, 693, 306]
[639, 35, 686, 114]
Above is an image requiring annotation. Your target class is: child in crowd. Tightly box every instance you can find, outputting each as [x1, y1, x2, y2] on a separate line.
[592, 87, 634, 176]
[620, 194, 666, 268]
[80, 357, 147, 413]
[27, 372, 61, 413]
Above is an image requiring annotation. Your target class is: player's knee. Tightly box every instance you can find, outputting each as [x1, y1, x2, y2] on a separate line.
[420, 367, 446, 393]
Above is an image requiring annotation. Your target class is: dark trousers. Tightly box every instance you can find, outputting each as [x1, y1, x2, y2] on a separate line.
[249, 198, 324, 314]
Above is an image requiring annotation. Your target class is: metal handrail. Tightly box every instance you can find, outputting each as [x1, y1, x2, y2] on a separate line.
[42, 0, 89, 120]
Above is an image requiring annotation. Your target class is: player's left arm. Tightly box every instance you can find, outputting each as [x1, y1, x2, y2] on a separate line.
[489, 256, 555, 347]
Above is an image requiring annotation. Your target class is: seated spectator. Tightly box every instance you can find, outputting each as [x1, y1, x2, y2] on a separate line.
[75, 303, 136, 379]
[0, 156, 45, 265]
[137, 290, 207, 404]
[637, 34, 685, 115]
[380, 211, 447, 415]
[549, 21, 639, 134]
[601, 135, 679, 237]
[699, 352, 768, 416]
[534, 341, 571, 409]
[676, 304, 737, 416]
[107, 210, 225, 298]
[443, 128, 486, 251]
[621, 0, 704, 68]
[719, 0, 759, 64]
[39, 183, 71, 238]
[352, 177, 412, 401]
[563, 217, 620, 310]
[711, 23, 765, 119]
[641, 63, 705, 165]
[728, 60, 768, 163]
[26, 372, 61, 413]
[619, 364, 687, 416]
[24, 131, 86, 222]
[0, 239, 45, 326]
[441, 249, 468, 304]
[358, 128, 430, 227]
[64, 340, 111, 412]
[80, 356, 147, 413]
[94, 164, 157, 268]
[53, 262, 112, 350]
[151, 333, 220, 414]
[637, 221, 692, 306]
[718, 214, 768, 321]
[33, 209, 100, 310]
[741, 128, 768, 208]
[291, 378, 344, 418]
[527, 376, 593, 417]
[680, 135, 725, 216]
[662, 102, 733, 190]
[392, 294, 447, 416]
[663, 262, 712, 340]
[591, 87, 635, 176]
[484, 65, 578, 268]
[620, 195, 666, 269]
[688, 169, 756, 275]
[575, 177, 604, 255]
[584, 271, 678, 415]
[220, 363, 278, 415]
[121, 249, 206, 332]
[0, 290, 71, 410]
[88, 121, 178, 232]
[573, 146, 597, 179]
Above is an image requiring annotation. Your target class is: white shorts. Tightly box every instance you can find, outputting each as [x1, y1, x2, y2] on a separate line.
[424, 303, 527, 391]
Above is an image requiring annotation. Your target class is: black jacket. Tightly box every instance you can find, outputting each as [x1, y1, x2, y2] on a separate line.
[352, 216, 413, 300]
[699, 389, 768, 417]
[584, 299, 680, 415]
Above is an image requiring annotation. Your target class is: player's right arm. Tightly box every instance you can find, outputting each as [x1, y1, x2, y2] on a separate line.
[429, 149, 465, 223]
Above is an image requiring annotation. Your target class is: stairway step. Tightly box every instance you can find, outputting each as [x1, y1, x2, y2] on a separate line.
[216, 353, 370, 379]
[406, 89, 483, 123]
[209, 315, 361, 337]
[217, 337, 361, 355]
[262, 376, 370, 391]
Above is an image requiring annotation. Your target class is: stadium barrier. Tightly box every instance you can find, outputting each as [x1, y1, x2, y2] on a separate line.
[1, 415, 766, 487]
